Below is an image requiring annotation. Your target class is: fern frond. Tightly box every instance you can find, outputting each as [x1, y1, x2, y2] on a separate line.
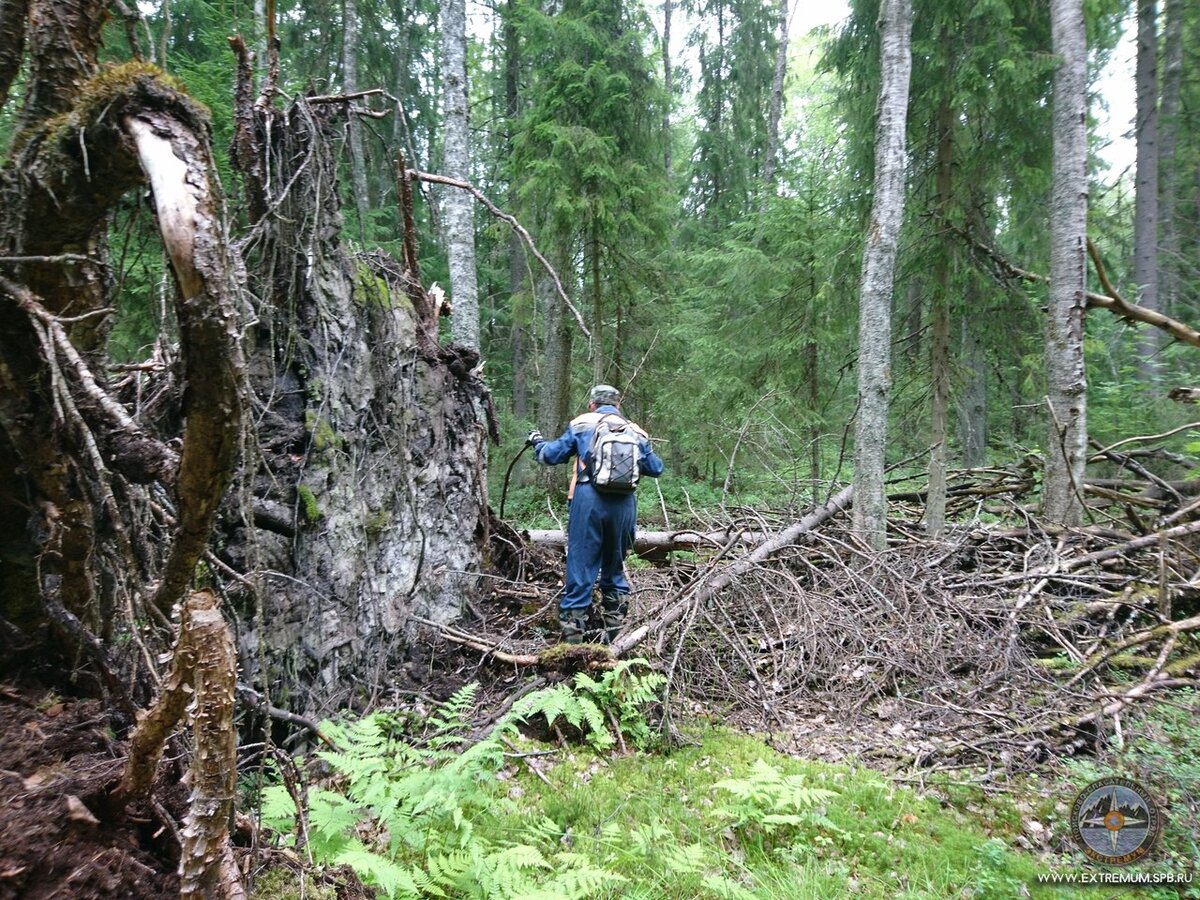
[258, 784, 297, 832]
[334, 842, 421, 898]
[701, 874, 759, 899]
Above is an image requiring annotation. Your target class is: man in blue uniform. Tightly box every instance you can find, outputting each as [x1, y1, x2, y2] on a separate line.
[527, 385, 664, 644]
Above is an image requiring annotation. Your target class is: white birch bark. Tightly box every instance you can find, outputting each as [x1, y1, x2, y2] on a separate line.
[1043, 0, 1089, 525]
[441, 0, 480, 350]
[851, 0, 912, 551]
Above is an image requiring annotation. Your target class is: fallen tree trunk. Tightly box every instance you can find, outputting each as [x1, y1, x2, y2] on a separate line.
[525, 528, 770, 556]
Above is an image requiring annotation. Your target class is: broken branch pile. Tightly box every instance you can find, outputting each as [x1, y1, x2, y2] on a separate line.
[467, 469, 1200, 771]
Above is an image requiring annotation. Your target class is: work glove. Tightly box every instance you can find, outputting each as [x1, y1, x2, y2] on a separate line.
[526, 429, 544, 447]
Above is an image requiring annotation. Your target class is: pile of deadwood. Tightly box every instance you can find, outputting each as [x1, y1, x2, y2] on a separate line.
[453, 449, 1200, 772]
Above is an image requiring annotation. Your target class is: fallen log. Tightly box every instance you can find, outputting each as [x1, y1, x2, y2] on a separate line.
[524, 528, 769, 557]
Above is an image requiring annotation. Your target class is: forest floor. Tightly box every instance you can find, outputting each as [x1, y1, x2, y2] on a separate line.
[2, 482, 1197, 897]
[0, 679, 375, 900]
[0, 684, 182, 899]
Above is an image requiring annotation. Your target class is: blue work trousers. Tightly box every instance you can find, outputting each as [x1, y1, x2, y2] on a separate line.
[561, 482, 636, 610]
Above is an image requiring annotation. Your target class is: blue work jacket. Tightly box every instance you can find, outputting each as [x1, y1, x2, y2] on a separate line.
[535, 405, 664, 486]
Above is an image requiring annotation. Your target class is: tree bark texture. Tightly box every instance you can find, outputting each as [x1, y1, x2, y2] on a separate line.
[119, 590, 241, 899]
[851, 0, 911, 551]
[1157, 0, 1183, 319]
[1134, 0, 1161, 379]
[927, 94, 954, 539]
[343, 0, 371, 235]
[227, 99, 493, 715]
[441, 0, 480, 350]
[1043, 0, 1089, 526]
[537, 261, 573, 436]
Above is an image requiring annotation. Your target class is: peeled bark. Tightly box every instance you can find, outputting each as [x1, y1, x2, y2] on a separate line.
[1043, 0, 1088, 525]
[120, 590, 242, 900]
[851, 0, 911, 551]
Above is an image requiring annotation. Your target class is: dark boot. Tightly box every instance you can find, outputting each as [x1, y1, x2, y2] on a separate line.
[558, 607, 589, 645]
[600, 592, 628, 644]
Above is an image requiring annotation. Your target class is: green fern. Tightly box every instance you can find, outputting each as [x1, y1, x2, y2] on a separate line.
[334, 841, 422, 898]
[425, 683, 481, 750]
[713, 759, 838, 851]
[261, 672, 666, 897]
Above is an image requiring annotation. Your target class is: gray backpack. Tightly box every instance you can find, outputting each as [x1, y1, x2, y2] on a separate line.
[587, 415, 641, 493]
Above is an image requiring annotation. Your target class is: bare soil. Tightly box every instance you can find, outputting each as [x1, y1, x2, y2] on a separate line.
[0, 685, 178, 899]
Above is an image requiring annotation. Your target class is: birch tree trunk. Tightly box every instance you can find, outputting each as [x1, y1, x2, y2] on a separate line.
[1043, 0, 1089, 525]
[344, 0, 370, 236]
[851, 0, 912, 551]
[441, 0, 480, 350]
[1134, 0, 1160, 380]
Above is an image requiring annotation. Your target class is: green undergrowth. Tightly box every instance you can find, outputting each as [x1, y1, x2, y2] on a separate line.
[246, 663, 1128, 900]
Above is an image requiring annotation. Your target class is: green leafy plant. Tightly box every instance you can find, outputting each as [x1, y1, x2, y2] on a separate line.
[258, 673, 666, 897]
[713, 758, 839, 853]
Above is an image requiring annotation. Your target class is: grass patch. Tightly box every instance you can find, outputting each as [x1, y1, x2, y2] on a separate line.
[482, 726, 1056, 898]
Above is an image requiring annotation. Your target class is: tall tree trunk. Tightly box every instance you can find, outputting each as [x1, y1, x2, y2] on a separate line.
[762, 0, 790, 188]
[1158, 0, 1183, 319]
[959, 312, 987, 468]
[591, 222, 603, 385]
[851, 0, 912, 551]
[537, 256, 573, 437]
[510, 237, 530, 417]
[505, 0, 528, 416]
[662, 0, 672, 176]
[441, 0, 480, 349]
[1044, 0, 1089, 526]
[1134, 0, 1161, 380]
[926, 95, 954, 539]
[343, 0, 370, 238]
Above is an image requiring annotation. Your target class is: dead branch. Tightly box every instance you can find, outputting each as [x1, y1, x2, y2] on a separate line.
[408, 169, 592, 340]
[235, 685, 337, 749]
[954, 222, 1200, 347]
[525, 528, 770, 555]
[119, 590, 243, 898]
[611, 485, 854, 657]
